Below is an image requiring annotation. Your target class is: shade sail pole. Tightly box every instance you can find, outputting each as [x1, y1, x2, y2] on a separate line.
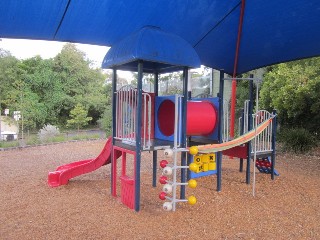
[230, 0, 246, 139]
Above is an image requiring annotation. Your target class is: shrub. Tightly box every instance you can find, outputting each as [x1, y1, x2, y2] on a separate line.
[278, 128, 317, 153]
[98, 106, 112, 136]
[38, 124, 60, 143]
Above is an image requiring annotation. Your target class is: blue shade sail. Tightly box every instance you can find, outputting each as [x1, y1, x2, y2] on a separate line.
[0, 0, 319, 74]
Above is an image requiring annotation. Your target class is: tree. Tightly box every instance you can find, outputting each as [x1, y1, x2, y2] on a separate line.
[53, 43, 108, 125]
[260, 57, 320, 134]
[1, 44, 110, 131]
[67, 104, 92, 131]
[98, 105, 112, 136]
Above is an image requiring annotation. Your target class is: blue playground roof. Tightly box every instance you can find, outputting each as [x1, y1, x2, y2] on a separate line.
[102, 26, 201, 73]
[0, 1, 319, 74]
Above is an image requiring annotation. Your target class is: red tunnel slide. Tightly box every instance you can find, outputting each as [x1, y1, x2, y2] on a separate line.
[48, 137, 119, 187]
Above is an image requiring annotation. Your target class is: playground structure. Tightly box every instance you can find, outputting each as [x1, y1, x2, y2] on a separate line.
[48, 26, 278, 212]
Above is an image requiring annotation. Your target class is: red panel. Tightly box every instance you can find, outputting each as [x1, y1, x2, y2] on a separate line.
[113, 146, 136, 210]
[120, 175, 135, 209]
[222, 144, 248, 159]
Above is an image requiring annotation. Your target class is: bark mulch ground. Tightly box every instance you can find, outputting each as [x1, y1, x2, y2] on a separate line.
[0, 140, 319, 239]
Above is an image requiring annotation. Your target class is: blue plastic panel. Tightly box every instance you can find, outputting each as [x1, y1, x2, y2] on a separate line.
[190, 170, 217, 179]
[154, 96, 177, 142]
[155, 96, 220, 142]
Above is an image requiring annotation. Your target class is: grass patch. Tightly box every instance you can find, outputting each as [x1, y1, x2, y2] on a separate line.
[25, 135, 41, 145]
[69, 133, 100, 141]
[1, 131, 103, 149]
[0, 141, 19, 148]
[41, 134, 66, 143]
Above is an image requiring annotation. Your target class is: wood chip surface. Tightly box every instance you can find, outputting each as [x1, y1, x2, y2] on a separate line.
[0, 140, 319, 239]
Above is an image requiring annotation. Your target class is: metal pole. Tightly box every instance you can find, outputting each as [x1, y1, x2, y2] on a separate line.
[253, 79, 260, 197]
[134, 61, 143, 212]
[20, 91, 24, 142]
[180, 67, 188, 199]
[271, 110, 277, 180]
[173, 94, 179, 211]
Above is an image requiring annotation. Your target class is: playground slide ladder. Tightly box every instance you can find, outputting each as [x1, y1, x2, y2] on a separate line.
[158, 95, 197, 211]
[255, 157, 279, 176]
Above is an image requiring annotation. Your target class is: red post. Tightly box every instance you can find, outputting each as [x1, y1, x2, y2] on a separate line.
[230, 0, 246, 139]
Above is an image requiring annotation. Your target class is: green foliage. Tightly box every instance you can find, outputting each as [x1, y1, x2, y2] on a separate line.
[260, 57, 320, 134]
[278, 128, 317, 153]
[0, 44, 109, 131]
[98, 105, 112, 136]
[159, 72, 183, 95]
[0, 140, 19, 148]
[67, 104, 93, 131]
[69, 133, 100, 141]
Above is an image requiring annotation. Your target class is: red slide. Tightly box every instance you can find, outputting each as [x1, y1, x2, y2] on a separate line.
[48, 137, 117, 187]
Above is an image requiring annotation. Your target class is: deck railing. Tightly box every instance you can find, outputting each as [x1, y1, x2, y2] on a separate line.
[115, 85, 152, 150]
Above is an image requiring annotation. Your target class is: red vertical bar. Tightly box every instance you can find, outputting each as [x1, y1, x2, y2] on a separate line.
[112, 147, 117, 197]
[230, 0, 246, 139]
[122, 152, 126, 176]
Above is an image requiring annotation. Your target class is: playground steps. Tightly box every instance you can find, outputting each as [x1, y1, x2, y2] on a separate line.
[255, 157, 279, 176]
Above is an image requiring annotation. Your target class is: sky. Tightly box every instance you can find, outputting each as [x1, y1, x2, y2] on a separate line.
[0, 38, 134, 79]
[0, 38, 205, 80]
[0, 38, 109, 67]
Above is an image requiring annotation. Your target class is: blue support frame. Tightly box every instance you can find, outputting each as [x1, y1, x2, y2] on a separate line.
[152, 72, 159, 187]
[134, 61, 143, 212]
[246, 74, 254, 184]
[111, 68, 117, 195]
[239, 108, 245, 172]
[180, 67, 188, 199]
[216, 70, 224, 191]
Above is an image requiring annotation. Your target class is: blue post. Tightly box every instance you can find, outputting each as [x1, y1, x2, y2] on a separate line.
[246, 74, 254, 184]
[271, 110, 277, 180]
[239, 108, 244, 172]
[152, 72, 159, 187]
[187, 153, 192, 181]
[217, 70, 224, 191]
[180, 67, 188, 199]
[111, 68, 117, 195]
[134, 61, 143, 212]
[187, 87, 192, 181]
